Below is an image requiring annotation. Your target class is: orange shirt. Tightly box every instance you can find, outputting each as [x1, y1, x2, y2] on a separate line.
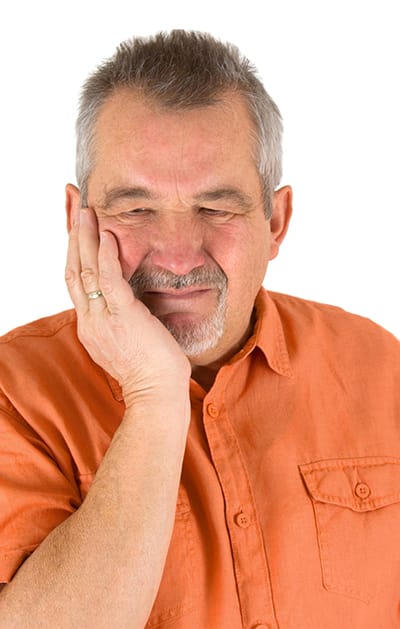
[0, 289, 399, 628]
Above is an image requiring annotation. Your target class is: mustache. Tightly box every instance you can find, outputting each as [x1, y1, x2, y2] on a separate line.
[128, 265, 227, 295]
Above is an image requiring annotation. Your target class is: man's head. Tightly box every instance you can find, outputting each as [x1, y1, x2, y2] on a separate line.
[75, 30, 283, 218]
[66, 31, 292, 371]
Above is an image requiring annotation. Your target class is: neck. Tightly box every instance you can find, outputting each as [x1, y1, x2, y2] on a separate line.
[190, 309, 257, 392]
[191, 363, 220, 392]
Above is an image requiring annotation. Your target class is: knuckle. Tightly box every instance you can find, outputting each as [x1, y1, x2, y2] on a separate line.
[65, 266, 79, 287]
[80, 266, 98, 287]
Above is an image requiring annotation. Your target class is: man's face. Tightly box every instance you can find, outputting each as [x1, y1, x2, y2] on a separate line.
[80, 89, 276, 367]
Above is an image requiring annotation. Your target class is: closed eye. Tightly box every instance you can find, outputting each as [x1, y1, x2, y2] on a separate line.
[123, 207, 151, 215]
[116, 208, 155, 221]
[110, 207, 154, 223]
[199, 207, 233, 218]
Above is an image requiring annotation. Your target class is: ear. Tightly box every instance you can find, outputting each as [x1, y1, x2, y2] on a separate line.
[65, 183, 82, 233]
[268, 185, 293, 260]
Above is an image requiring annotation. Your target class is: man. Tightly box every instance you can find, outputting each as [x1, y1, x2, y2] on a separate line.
[0, 30, 399, 629]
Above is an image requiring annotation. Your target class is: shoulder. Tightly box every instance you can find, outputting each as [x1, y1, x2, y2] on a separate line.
[0, 310, 81, 373]
[0, 310, 110, 416]
[0, 310, 77, 345]
[266, 290, 399, 366]
[268, 290, 397, 339]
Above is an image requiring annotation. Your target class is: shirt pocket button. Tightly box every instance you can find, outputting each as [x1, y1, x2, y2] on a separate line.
[354, 482, 371, 499]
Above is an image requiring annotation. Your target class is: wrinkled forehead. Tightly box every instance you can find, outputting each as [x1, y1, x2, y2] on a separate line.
[86, 88, 264, 208]
[92, 87, 259, 165]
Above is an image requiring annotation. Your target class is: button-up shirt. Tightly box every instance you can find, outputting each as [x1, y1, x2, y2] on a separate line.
[0, 289, 399, 628]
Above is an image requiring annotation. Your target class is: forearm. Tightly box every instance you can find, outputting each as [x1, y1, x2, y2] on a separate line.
[0, 387, 191, 628]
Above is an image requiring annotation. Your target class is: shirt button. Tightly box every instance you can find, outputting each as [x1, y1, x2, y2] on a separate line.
[206, 403, 219, 418]
[235, 512, 251, 528]
[354, 482, 371, 499]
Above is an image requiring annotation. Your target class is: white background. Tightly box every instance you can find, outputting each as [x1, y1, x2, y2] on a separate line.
[0, 0, 398, 337]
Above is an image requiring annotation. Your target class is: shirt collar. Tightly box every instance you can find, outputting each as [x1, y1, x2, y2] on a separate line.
[229, 288, 292, 377]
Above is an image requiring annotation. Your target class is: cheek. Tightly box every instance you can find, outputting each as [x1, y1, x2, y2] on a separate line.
[214, 225, 270, 288]
[98, 221, 149, 279]
[229, 236, 269, 320]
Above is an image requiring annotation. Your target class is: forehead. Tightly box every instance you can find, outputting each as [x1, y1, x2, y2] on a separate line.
[90, 89, 261, 201]
[95, 88, 255, 157]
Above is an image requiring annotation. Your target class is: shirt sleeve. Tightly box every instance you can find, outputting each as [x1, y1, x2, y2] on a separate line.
[0, 392, 82, 583]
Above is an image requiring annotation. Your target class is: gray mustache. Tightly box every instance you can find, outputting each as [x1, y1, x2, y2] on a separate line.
[129, 266, 227, 294]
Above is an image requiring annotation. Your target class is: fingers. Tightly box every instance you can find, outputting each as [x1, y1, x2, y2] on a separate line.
[98, 231, 136, 314]
[65, 215, 88, 312]
[79, 209, 103, 296]
[65, 208, 106, 314]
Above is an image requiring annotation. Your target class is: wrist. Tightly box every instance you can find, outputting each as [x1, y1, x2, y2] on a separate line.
[121, 371, 191, 410]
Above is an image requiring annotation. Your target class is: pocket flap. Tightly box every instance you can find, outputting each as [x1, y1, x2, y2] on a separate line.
[299, 456, 400, 512]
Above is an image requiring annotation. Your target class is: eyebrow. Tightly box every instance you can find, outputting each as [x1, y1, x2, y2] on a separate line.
[101, 187, 157, 209]
[193, 187, 253, 210]
[100, 185, 253, 210]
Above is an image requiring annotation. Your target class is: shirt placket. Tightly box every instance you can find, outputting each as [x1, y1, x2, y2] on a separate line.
[203, 386, 279, 629]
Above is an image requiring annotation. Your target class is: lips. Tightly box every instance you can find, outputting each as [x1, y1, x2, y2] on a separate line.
[141, 287, 215, 317]
[144, 288, 212, 299]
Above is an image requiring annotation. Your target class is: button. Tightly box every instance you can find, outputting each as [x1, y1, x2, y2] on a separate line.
[354, 482, 371, 499]
[206, 403, 219, 418]
[235, 512, 251, 528]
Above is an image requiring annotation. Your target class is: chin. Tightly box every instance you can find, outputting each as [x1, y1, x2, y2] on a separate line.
[160, 313, 225, 358]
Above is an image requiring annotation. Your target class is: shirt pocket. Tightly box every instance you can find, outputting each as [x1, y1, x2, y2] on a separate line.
[299, 456, 400, 603]
[145, 484, 196, 627]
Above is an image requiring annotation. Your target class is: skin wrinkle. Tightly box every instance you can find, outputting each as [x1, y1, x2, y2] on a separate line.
[97, 186, 254, 215]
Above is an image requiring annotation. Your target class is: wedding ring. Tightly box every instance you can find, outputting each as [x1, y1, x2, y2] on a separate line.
[87, 290, 104, 300]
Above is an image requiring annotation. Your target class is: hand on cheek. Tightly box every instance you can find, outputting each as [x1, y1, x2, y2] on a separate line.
[65, 208, 190, 404]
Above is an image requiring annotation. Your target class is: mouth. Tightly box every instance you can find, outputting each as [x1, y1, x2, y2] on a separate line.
[143, 287, 213, 299]
[140, 287, 216, 318]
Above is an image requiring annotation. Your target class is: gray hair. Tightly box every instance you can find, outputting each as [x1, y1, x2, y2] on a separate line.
[76, 30, 283, 217]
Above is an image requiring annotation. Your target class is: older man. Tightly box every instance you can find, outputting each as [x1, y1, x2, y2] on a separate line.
[0, 31, 399, 628]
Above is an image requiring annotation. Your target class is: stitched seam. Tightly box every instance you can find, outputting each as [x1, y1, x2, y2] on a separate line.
[301, 460, 400, 475]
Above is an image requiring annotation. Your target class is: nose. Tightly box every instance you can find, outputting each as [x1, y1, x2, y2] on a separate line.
[148, 216, 207, 275]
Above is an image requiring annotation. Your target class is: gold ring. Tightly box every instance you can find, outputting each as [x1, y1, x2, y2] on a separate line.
[87, 290, 103, 300]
